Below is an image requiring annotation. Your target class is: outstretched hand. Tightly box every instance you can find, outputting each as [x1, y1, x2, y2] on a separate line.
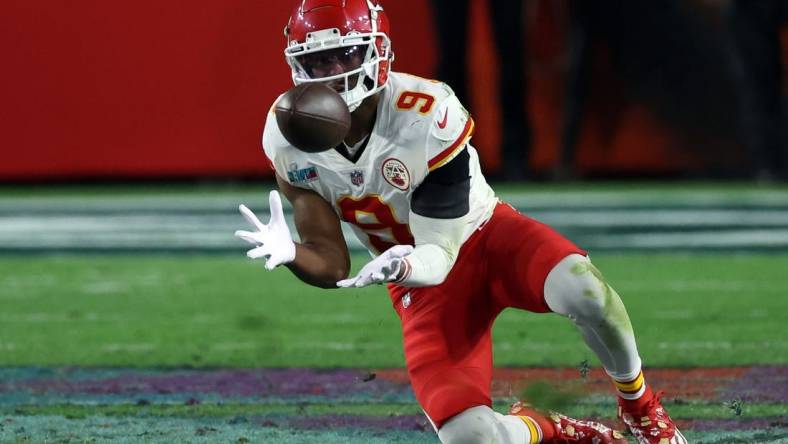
[235, 190, 296, 270]
[337, 244, 414, 288]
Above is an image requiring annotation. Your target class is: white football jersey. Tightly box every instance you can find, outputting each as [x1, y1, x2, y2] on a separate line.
[263, 72, 497, 256]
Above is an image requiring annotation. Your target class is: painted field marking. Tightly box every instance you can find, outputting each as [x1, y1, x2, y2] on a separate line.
[82, 281, 131, 295]
[0, 313, 142, 323]
[657, 341, 788, 350]
[288, 342, 389, 351]
[615, 279, 786, 293]
[101, 343, 156, 352]
[211, 342, 257, 351]
[495, 342, 582, 351]
[290, 313, 375, 324]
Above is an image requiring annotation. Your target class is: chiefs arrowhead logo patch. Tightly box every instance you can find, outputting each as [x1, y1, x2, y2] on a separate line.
[381, 158, 410, 191]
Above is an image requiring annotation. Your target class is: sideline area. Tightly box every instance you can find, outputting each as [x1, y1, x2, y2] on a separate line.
[2, 182, 788, 252]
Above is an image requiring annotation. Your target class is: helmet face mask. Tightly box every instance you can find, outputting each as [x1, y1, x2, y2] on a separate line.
[294, 45, 368, 81]
[284, 0, 393, 112]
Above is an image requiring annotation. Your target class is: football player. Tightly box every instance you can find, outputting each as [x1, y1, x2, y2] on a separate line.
[235, 1, 686, 443]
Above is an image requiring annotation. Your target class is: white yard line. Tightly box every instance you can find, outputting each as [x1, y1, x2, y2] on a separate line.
[615, 280, 787, 293]
[656, 341, 788, 350]
[101, 343, 156, 352]
[589, 229, 788, 248]
[287, 342, 388, 351]
[210, 342, 257, 351]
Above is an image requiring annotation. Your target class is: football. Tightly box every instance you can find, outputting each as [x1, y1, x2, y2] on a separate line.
[275, 83, 351, 153]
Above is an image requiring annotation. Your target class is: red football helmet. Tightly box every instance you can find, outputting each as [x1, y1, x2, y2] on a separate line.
[284, 0, 393, 111]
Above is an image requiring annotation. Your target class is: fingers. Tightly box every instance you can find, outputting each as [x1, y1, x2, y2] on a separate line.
[386, 244, 414, 259]
[337, 252, 407, 288]
[238, 193, 295, 270]
[337, 277, 359, 288]
[246, 245, 270, 260]
[247, 245, 291, 270]
[264, 253, 288, 271]
[239, 204, 267, 233]
[234, 230, 262, 245]
[380, 259, 400, 277]
[337, 272, 381, 288]
[268, 191, 285, 227]
[355, 275, 379, 287]
[337, 272, 373, 287]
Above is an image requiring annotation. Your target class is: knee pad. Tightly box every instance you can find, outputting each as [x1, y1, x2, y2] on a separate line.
[543, 254, 608, 323]
[437, 406, 502, 444]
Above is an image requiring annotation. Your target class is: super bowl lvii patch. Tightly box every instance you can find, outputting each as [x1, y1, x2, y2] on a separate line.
[287, 164, 319, 184]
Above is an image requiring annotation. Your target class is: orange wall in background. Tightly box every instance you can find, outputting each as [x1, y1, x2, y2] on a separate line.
[0, 0, 695, 181]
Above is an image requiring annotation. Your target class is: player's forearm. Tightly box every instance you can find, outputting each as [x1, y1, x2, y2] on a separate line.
[286, 243, 350, 289]
[395, 243, 454, 287]
[395, 212, 465, 287]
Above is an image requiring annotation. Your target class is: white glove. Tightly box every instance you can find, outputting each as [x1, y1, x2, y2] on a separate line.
[234, 190, 296, 270]
[337, 244, 414, 288]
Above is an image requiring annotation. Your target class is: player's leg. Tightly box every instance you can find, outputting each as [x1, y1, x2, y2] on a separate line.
[477, 203, 631, 443]
[390, 205, 628, 443]
[387, 234, 547, 444]
[482, 202, 685, 443]
[483, 202, 645, 391]
[438, 403, 626, 444]
[485, 206, 686, 444]
[543, 254, 687, 444]
[389, 283, 528, 443]
[543, 254, 641, 384]
[436, 405, 532, 444]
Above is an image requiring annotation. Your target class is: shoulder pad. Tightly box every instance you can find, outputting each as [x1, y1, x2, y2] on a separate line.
[431, 94, 470, 142]
[426, 94, 475, 171]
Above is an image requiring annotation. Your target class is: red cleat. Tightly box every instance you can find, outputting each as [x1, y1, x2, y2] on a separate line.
[510, 401, 629, 443]
[618, 392, 687, 444]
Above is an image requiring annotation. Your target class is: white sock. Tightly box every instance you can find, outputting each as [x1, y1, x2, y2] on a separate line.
[494, 411, 541, 443]
[437, 405, 536, 444]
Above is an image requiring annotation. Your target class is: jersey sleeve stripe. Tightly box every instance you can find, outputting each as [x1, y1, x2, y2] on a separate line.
[427, 117, 475, 172]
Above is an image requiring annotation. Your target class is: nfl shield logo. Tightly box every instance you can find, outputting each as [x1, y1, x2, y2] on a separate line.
[401, 292, 411, 309]
[350, 170, 364, 187]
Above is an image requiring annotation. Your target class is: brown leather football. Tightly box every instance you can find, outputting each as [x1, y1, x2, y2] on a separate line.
[275, 83, 351, 153]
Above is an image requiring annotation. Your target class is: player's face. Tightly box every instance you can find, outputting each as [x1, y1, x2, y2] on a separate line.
[296, 45, 366, 92]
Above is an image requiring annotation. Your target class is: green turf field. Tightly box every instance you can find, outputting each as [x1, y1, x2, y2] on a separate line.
[0, 253, 787, 368]
[1, 183, 787, 443]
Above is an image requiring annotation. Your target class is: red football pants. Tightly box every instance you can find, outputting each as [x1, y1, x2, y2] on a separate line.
[387, 202, 586, 428]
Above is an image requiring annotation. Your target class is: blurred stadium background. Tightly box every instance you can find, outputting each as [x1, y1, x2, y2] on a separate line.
[3, 0, 786, 181]
[1, 0, 787, 443]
